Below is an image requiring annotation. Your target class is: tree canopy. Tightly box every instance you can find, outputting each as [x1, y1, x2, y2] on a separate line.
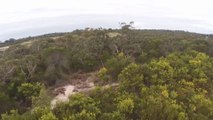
[1, 26, 213, 120]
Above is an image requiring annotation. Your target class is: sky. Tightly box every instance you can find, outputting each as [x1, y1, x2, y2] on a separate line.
[0, 0, 213, 41]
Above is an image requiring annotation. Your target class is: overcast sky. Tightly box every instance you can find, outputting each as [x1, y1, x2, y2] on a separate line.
[0, 0, 213, 41]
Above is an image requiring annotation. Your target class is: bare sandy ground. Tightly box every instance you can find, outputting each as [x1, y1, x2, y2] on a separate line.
[50, 72, 119, 108]
[21, 41, 34, 47]
[51, 85, 75, 108]
[51, 80, 95, 108]
[0, 46, 9, 52]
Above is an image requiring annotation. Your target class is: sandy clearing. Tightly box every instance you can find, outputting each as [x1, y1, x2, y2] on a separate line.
[51, 80, 96, 108]
[50, 82, 119, 108]
[50, 72, 119, 108]
[51, 85, 75, 108]
[51, 36, 63, 40]
[0, 46, 9, 52]
[21, 41, 33, 47]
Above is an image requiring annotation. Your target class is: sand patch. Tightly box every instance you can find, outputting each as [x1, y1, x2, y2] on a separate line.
[0, 46, 9, 52]
[51, 85, 75, 108]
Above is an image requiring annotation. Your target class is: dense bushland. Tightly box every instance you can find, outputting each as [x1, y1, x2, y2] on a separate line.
[0, 24, 213, 120]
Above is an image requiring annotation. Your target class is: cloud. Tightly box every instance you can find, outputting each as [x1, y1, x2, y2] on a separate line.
[0, 0, 213, 41]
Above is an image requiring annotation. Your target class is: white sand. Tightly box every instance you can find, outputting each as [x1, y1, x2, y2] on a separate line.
[21, 41, 33, 47]
[0, 46, 9, 51]
[51, 85, 75, 108]
[50, 77, 118, 108]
